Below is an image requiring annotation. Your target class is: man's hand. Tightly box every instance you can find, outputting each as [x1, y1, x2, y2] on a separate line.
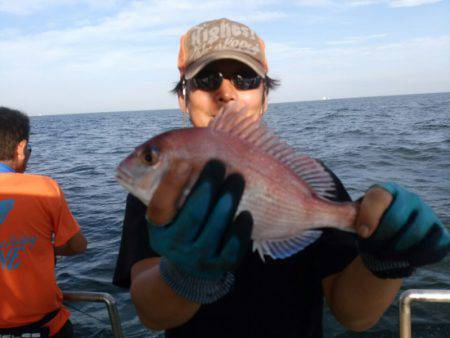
[54, 231, 87, 256]
[356, 182, 450, 278]
[146, 160, 253, 303]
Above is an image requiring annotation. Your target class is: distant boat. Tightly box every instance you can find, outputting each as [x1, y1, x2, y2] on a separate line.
[322, 96, 329, 100]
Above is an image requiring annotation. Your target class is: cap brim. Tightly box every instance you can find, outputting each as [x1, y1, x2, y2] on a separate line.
[184, 51, 266, 79]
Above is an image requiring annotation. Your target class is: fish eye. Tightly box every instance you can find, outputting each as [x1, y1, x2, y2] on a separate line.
[144, 144, 159, 165]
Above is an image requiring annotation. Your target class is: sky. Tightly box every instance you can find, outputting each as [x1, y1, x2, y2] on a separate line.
[0, 0, 449, 116]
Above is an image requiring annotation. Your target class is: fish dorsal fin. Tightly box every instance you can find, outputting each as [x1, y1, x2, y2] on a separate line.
[209, 106, 337, 199]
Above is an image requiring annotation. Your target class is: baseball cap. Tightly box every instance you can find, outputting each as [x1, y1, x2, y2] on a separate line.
[177, 18, 268, 79]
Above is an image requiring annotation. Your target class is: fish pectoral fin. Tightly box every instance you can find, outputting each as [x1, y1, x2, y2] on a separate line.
[253, 241, 267, 262]
[253, 230, 323, 260]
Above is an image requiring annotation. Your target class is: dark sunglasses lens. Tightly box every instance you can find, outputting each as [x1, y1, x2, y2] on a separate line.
[233, 74, 262, 90]
[194, 73, 222, 91]
[192, 72, 262, 91]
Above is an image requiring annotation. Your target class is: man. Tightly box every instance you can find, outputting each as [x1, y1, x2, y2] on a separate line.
[113, 18, 449, 337]
[0, 107, 87, 337]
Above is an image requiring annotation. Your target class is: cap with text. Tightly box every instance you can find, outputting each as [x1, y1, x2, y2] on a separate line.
[178, 18, 268, 79]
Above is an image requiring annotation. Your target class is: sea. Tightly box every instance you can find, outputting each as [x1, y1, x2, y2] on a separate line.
[27, 92, 450, 338]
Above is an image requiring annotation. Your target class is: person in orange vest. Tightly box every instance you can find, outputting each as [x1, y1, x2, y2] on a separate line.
[0, 106, 88, 337]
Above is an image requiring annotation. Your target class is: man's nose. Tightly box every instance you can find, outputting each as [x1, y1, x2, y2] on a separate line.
[214, 79, 236, 103]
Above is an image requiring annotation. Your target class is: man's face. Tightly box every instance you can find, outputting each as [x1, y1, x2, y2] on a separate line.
[180, 59, 267, 128]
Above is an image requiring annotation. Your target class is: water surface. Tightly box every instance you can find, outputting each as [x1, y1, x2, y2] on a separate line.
[28, 92, 450, 337]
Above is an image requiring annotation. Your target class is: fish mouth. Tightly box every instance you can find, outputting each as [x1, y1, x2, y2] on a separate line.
[116, 166, 152, 206]
[116, 167, 135, 192]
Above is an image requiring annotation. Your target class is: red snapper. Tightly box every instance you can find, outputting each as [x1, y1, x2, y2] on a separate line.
[116, 108, 358, 260]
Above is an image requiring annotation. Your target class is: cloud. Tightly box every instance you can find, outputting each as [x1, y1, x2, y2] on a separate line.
[0, 0, 290, 114]
[0, 0, 50, 15]
[326, 34, 387, 45]
[295, 0, 333, 5]
[0, 0, 287, 61]
[235, 11, 289, 23]
[0, 0, 122, 16]
[269, 34, 450, 62]
[345, 0, 379, 6]
[268, 35, 450, 80]
[2, 0, 444, 17]
[266, 35, 450, 104]
[1, 0, 448, 115]
[347, 0, 444, 7]
[387, 0, 442, 7]
[294, 0, 443, 7]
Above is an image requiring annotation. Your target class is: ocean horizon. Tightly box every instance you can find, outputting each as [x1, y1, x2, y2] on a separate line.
[25, 91, 450, 117]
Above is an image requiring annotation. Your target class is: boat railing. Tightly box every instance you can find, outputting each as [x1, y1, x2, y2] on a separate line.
[63, 288, 450, 337]
[399, 289, 450, 338]
[63, 291, 124, 338]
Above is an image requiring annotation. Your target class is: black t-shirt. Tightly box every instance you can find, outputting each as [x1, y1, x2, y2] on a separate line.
[113, 167, 358, 338]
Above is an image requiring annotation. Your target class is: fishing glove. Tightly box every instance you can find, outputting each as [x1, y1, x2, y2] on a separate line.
[359, 182, 450, 279]
[147, 160, 253, 304]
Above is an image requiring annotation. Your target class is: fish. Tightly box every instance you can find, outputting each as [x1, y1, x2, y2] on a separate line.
[116, 106, 358, 260]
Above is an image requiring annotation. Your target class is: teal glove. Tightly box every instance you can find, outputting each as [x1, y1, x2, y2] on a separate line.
[147, 160, 253, 303]
[359, 182, 450, 278]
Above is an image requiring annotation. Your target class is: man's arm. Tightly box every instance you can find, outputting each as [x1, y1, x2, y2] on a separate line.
[322, 187, 399, 331]
[55, 231, 87, 256]
[130, 161, 201, 330]
[323, 258, 401, 331]
[130, 258, 200, 331]
[323, 184, 449, 331]
[129, 160, 252, 331]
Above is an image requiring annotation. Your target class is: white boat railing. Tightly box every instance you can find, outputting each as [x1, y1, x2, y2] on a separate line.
[399, 289, 450, 338]
[63, 291, 124, 338]
[62, 288, 450, 338]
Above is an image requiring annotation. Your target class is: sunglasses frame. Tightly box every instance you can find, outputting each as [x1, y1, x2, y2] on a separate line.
[189, 72, 264, 92]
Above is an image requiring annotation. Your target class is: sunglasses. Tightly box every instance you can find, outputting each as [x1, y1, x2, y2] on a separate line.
[189, 71, 263, 92]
